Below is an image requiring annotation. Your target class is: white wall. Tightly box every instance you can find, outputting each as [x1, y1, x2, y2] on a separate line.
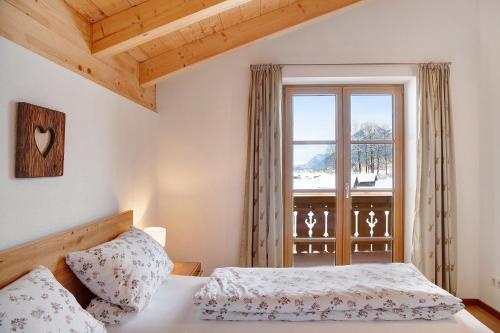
[156, 0, 482, 299]
[1, 0, 496, 307]
[478, 0, 500, 311]
[0, 37, 160, 249]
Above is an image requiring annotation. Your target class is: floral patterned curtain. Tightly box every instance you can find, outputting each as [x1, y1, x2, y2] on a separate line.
[240, 64, 283, 268]
[412, 63, 457, 294]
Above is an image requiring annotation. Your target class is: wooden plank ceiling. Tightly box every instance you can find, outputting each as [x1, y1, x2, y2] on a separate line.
[0, 0, 360, 110]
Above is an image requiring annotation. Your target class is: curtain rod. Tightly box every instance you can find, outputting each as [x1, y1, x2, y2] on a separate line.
[279, 62, 452, 66]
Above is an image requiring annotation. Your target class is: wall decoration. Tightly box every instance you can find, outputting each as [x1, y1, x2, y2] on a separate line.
[15, 102, 65, 177]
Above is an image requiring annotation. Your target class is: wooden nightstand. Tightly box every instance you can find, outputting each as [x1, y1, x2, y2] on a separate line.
[172, 261, 202, 276]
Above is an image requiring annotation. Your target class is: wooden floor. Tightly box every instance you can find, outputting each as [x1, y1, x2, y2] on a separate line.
[466, 305, 500, 332]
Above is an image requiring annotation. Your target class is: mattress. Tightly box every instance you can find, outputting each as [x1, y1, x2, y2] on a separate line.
[107, 275, 493, 333]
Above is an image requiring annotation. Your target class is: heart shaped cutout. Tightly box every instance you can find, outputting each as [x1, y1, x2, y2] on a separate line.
[34, 126, 55, 157]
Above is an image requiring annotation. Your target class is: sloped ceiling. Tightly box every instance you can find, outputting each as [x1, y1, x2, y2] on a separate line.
[0, 0, 361, 110]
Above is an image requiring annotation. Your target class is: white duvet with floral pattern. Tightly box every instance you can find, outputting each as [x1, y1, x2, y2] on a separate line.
[194, 263, 463, 321]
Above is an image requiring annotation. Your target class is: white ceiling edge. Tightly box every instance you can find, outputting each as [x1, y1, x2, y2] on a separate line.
[282, 64, 417, 85]
[283, 76, 416, 84]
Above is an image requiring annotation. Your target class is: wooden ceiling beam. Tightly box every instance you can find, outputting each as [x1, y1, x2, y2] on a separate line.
[0, 0, 156, 110]
[139, 0, 361, 86]
[91, 0, 252, 58]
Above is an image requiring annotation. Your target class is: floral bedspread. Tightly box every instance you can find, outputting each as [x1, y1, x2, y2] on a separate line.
[194, 263, 463, 321]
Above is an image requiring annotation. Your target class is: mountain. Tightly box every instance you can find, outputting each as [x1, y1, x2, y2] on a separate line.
[296, 124, 390, 171]
[352, 124, 392, 140]
[296, 153, 335, 170]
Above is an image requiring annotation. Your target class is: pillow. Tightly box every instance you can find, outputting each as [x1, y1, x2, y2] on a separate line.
[86, 297, 137, 325]
[0, 266, 105, 333]
[66, 227, 173, 312]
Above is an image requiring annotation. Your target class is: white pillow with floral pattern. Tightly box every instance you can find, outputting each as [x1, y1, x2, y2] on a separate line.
[0, 266, 105, 332]
[86, 297, 137, 325]
[66, 227, 173, 313]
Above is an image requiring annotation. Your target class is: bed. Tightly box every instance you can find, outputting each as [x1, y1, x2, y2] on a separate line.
[0, 211, 493, 333]
[104, 275, 491, 333]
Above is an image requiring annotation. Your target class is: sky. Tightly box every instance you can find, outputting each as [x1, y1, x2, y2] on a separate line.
[293, 95, 336, 141]
[292, 94, 393, 165]
[350, 95, 393, 134]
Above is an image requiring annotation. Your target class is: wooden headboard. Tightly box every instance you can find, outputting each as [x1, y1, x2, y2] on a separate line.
[0, 211, 133, 306]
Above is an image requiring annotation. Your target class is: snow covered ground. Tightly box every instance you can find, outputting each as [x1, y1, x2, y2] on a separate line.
[293, 171, 336, 190]
[293, 171, 393, 190]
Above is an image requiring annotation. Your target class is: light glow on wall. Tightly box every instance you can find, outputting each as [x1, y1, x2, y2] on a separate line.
[144, 227, 166, 247]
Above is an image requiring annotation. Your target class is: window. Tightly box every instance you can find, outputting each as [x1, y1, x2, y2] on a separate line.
[283, 85, 404, 267]
[293, 94, 337, 191]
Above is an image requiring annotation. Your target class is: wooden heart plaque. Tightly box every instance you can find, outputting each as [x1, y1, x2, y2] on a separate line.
[15, 102, 65, 177]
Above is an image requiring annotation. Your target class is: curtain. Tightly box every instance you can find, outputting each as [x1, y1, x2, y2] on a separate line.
[411, 63, 457, 294]
[240, 64, 283, 268]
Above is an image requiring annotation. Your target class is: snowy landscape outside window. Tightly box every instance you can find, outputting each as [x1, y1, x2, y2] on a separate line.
[293, 95, 336, 191]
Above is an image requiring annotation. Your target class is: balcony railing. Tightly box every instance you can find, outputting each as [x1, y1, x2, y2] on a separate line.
[292, 194, 393, 266]
[292, 195, 335, 267]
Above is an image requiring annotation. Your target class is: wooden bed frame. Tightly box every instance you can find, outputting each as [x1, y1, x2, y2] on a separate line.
[0, 211, 133, 306]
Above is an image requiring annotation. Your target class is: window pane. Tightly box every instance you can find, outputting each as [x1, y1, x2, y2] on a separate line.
[350, 194, 393, 265]
[351, 242, 392, 264]
[293, 195, 337, 238]
[351, 195, 393, 238]
[351, 95, 393, 140]
[350, 144, 393, 189]
[292, 193, 336, 267]
[294, 144, 335, 190]
[293, 95, 335, 141]
[293, 242, 336, 267]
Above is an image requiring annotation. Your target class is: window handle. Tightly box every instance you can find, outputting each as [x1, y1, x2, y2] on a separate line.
[345, 182, 350, 199]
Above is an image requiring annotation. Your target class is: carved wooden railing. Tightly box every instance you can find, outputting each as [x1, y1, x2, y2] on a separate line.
[351, 195, 393, 259]
[292, 194, 393, 265]
[293, 195, 336, 256]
